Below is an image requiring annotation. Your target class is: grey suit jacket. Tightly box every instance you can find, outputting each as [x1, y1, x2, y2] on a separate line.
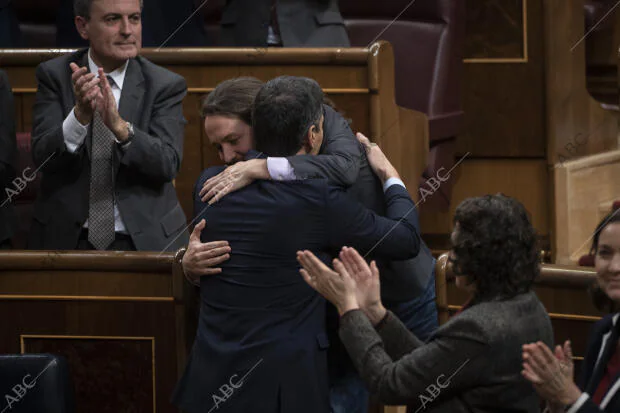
[340, 292, 554, 412]
[0, 69, 17, 244]
[221, 0, 350, 47]
[28, 49, 189, 251]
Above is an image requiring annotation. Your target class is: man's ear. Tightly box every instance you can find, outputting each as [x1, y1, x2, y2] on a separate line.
[75, 16, 90, 41]
[302, 129, 314, 153]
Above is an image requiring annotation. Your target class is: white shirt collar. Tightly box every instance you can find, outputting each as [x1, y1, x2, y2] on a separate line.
[87, 49, 129, 90]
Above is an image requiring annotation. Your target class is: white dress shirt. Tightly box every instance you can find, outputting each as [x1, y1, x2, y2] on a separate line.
[266, 157, 406, 193]
[62, 49, 129, 233]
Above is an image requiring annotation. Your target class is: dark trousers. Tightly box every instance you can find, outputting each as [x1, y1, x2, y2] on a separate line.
[76, 230, 136, 251]
[0, 238, 11, 249]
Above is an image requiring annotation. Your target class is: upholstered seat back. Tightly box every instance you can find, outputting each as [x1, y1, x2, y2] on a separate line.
[0, 353, 75, 413]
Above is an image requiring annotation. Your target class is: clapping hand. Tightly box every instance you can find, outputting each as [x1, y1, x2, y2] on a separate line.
[70, 62, 102, 125]
[522, 340, 581, 408]
[297, 250, 359, 316]
[338, 247, 386, 324]
[95, 68, 128, 141]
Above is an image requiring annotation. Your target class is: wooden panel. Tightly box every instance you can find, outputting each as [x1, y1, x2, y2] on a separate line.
[554, 150, 620, 264]
[23, 336, 155, 413]
[543, 0, 618, 166]
[0, 251, 192, 413]
[0, 271, 171, 297]
[459, 0, 545, 158]
[465, 0, 526, 61]
[421, 159, 550, 235]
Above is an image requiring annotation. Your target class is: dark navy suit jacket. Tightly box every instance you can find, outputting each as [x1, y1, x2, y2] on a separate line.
[172, 159, 420, 413]
[571, 313, 620, 412]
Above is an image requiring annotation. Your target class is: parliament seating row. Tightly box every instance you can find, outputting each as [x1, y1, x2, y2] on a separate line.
[11, 0, 466, 211]
[0, 250, 601, 413]
[2, 44, 429, 250]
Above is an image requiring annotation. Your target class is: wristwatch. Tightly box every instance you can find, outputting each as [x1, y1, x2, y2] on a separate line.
[174, 246, 187, 264]
[117, 122, 134, 148]
[175, 246, 200, 287]
[125, 122, 135, 143]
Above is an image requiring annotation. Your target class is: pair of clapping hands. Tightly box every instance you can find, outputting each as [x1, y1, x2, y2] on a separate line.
[522, 340, 582, 411]
[297, 247, 387, 324]
[70, 62, 129, 141]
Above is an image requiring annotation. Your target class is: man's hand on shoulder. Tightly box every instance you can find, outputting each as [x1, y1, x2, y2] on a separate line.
[182, 219, 231, 286]
[199, 159, 269, 204]
[356, 133, 400, 184]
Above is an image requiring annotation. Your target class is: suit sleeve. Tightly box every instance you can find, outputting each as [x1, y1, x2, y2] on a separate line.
[571, 396, 605, 413]
[339, 310, 489, 406]
[0, 70, 16, 186]
[286, 105, 361, 187]
[325, 183, 420, 260]
[117, 76, 187, 184]
[31, 63, 85, 173]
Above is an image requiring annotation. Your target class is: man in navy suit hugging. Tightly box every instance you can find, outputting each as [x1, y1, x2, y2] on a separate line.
[172, 76, 420, 413]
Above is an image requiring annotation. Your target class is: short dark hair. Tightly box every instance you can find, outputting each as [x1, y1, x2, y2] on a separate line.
[201, 77, 263, 125]
[589, 210, 620, 312]
[73, 0, 144, 19]
[253, 76, 324, 157]
[450, 194, 540, 302]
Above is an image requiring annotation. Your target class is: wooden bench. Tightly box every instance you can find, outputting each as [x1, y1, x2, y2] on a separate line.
[0, 250, 194, 413]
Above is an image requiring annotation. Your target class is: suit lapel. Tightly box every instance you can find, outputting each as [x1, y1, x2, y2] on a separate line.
[118, 58, 144, 126]
[587, 314, 620, 395]
[113, 58, 144, 173]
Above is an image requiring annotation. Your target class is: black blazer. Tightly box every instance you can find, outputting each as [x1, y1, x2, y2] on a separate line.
[28, 49, 189, 251]
[572, 313, 620, 412]
[172, 159, 420, 413]
[0, 69, 17, 244]
[289, 105, 434, 302]
[0, 0, 20, 48]
[221, 0, 350, 47]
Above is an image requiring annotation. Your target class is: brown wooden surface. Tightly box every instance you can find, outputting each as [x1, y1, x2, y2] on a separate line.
[1, 44, 428, 228]
[424, 1, 619, 260]
[0, 251, 193, 413]
[434, 252, 602, 379]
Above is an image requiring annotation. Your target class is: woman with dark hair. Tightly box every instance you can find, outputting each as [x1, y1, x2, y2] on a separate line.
[297, 194, 554, 412]
[522, 211, 620, 412]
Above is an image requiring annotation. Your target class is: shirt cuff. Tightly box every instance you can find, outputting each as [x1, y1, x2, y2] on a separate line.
[565, 393, 588, 413]
[114, 138, 132, 149]
[267, 157, 296, 181]
[63, 108, 89, 153]
[383, 177, 406, 193]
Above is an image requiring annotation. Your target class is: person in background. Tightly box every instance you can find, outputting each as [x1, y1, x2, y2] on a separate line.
[0, 69, 17, 249]
[522, 211, 620, 412]
[298, 194, 554, 412]
[56, 0, 207, 47]
[220, 0, 350, 47]
[0, 0, 20, 47]
[29, 0, 188, 251]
